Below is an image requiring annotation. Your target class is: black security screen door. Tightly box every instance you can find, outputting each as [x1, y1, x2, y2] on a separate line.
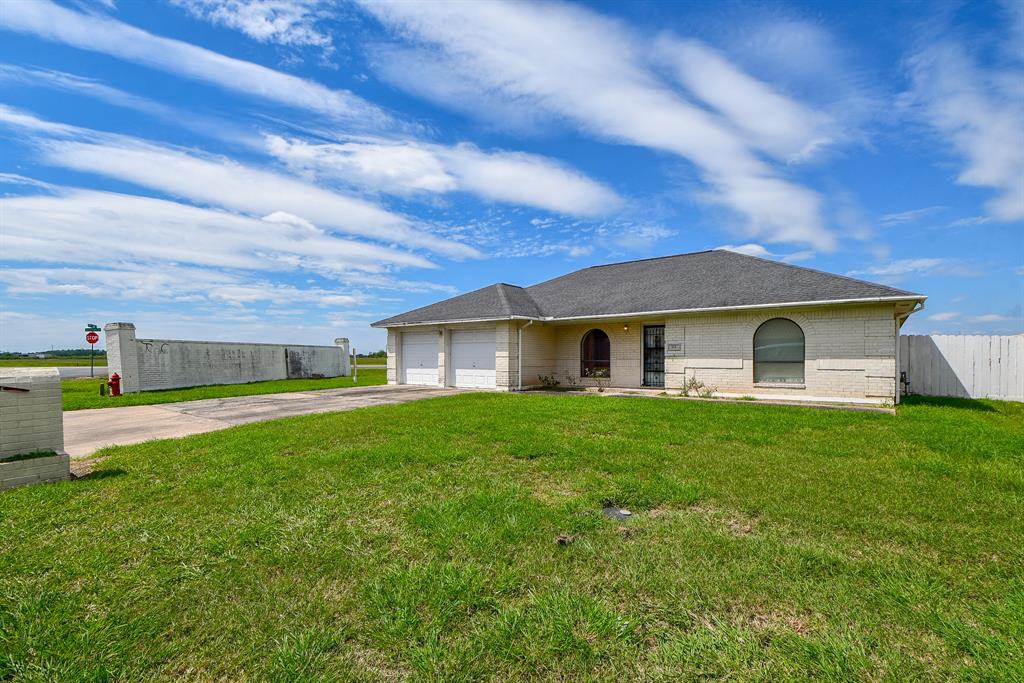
[643, 325, 665, 387]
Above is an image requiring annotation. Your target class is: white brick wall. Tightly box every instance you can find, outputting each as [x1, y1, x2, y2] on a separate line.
[0, 454, 71, 491]
[386, 328, 399, 384]
[0, 368, 65, 458]
[105, 322, 351, 393]
[381, 302, 901, 403]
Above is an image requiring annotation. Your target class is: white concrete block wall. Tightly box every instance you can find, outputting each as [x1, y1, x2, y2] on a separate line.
[550, 322, 646, 389]
[519, 324, 558, 387]
[105, 323, 351, 393]
[0, 368, 65, 458]
[0, 454, 71, 491]
[495, 321, 516, 390]
[104, 322, 141, 393]
[437, 328, 447, 387]
[663, 304, 898, 402]
[380, 303, 901, 403]
[386, 329, 399, 384]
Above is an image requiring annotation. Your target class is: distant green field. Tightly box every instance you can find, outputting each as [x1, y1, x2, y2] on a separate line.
[61, 368, 387, 411]
[0, 356, 105, 368]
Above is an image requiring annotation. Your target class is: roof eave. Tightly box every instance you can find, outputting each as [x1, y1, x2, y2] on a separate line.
[370, 315, 542, 328]
[372, 294, 928, 328]
[542, 295, 928, 323]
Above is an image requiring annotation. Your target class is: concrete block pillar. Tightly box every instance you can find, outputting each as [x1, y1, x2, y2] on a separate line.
[386, 330, 398, 384]
[438, 328, 447, 387]
[0, 368, 64, 458]
[104, 322, 141, 393]
[334, 337, 351, 376]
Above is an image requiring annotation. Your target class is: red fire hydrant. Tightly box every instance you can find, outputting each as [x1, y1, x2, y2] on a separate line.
[108, 373, 122, 397]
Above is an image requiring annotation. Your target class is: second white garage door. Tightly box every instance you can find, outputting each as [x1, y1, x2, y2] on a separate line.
[450, 329, 496, 389]
[401, 331, 439, 386]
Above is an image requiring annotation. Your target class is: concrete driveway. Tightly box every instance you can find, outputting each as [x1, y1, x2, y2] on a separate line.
[63, 384, 458, 458]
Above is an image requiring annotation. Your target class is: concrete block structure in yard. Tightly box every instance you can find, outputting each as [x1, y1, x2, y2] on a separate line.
[105, 323, 352, 393]
[0, 368, 70, 491]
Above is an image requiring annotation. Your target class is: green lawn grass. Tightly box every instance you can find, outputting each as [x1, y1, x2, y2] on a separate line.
[0, 356, 105, 367]
[60, 368, 386, 411]
[2, 393, 1022, 680]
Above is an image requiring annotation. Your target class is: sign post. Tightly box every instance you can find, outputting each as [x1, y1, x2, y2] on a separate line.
[85, 324, 101, 378]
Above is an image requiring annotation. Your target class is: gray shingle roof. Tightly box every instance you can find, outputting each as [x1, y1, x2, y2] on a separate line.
[373, 283, 541, 327]
[372, 250, 924, 327]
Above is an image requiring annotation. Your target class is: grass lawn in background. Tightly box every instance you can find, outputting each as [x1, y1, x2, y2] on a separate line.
[61, 368, 386, 411]
[1, 392, 1021, 680]
[0, 356, 105, 367]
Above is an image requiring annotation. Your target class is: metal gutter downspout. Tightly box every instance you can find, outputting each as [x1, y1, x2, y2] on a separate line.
[518, 319, 534, 391]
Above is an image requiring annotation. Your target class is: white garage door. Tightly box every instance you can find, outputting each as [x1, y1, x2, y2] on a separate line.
[401, 331, 439, 386]
[450, 329, 496, 389]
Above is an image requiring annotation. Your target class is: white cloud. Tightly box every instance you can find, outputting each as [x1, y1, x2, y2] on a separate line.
[0, 265, 361, 307]
[927, 311, 960, 321]
[947, 215, 993, 228]
[170, 0, 335, 55]
[267, 135, 456, 193]
[717, 243, 815, 262]
[0, 64, 251, 143]
[849, 257, 977, 281]
[906, 41, 1024, 221]
[880, 206, 945, 225]
[970, 313, 1011, 323]
[0, 0, 389, 127]
[0, 106, 476, 259]
[655, 37, 835, 162]
[41, 137, 475, 258]
[357, 0, 837, 250]
[0, 186, 436, 277]
[852, 258, 948, 277]
[717, 243, 772, 258]
[266, 135, 621, 216]
[604, 225, 674, 252]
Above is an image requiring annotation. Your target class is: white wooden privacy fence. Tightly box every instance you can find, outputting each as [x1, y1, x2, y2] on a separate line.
[900, 335, 1023, 402]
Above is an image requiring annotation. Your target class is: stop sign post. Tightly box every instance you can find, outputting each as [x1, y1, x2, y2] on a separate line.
[85, 324, 101, 378]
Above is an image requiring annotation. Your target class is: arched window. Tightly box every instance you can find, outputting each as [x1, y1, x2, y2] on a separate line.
[581, 329, 610, 377]
[754, 318, 805, 384]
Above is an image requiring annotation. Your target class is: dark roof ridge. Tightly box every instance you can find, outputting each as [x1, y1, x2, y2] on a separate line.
[494, 283, 512, 315]
[710, 249, 920, 297]
[584, 249, 716, 269]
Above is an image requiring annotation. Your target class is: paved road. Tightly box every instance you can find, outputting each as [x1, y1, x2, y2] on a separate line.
[63, 384, 459, 458]
[57, 366, 108, 378]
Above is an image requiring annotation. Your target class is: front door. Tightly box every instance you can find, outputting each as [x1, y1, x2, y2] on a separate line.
[643, 325, 665, 387]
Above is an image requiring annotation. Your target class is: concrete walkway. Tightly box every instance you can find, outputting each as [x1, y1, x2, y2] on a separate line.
[63, 385, 458, 458]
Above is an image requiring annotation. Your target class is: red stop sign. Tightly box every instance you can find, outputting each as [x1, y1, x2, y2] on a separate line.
[86, 331, 99, 344]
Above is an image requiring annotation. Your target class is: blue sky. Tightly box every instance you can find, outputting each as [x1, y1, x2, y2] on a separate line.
[0, 0, 1021, 353]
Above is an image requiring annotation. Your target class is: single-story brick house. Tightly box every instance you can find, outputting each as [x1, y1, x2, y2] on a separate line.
[371, 250, 926, 405]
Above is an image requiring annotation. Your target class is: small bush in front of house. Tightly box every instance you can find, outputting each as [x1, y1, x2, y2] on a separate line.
[681, 374, 716, 399]
[584, 367, 611, 392]
[538, 374, 561, 389]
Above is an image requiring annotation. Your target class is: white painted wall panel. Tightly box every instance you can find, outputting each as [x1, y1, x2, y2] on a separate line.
[450, 329, 496, 389]
[401, 332, 440, 386]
